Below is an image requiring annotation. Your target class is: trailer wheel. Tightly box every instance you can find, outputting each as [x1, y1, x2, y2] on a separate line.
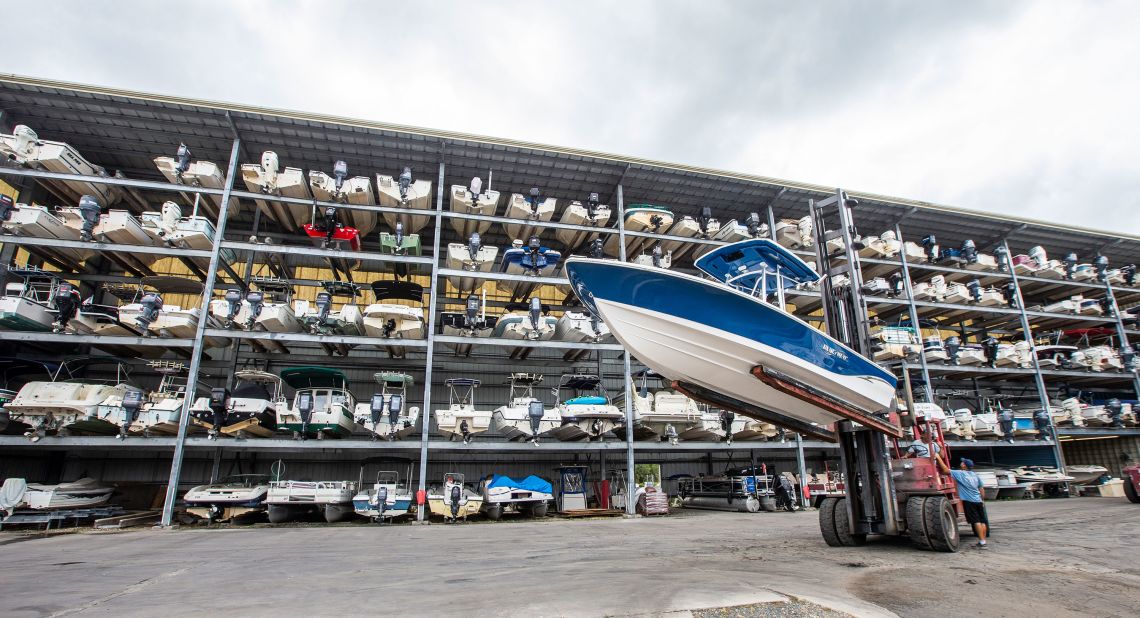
[819, 497, 842, 547]
[906, 497, 933, 551]
[923, 496, 960, 552]
[1124, 479, 1140, 504]
[833, 498, 866, 546]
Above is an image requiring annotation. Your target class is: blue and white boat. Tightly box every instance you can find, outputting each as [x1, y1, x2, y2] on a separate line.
[498, 238, 561, 298]
[352, 464, 414, 522]
[563, 239, 899, 429]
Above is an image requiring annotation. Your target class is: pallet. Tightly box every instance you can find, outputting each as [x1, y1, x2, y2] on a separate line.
[94, 510, 161, 529]
[558, 508, 624, 518]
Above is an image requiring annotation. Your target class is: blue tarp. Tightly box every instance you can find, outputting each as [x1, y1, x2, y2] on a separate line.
[488, 474, 553, 494]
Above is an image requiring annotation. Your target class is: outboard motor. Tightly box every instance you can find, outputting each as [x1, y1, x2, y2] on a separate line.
[394, 221, 405, 249]
[526, 235, 542, 268]
[222, 288, 243, 327]
[120, 389, 144, 439]
[314, 291, 332, 325]
[590, 314, 602, 340]
[332, 159, 349, 195]
[388, 394, 403, 434]
[697, 207, 713, 237]
[982, 337, 999, 367]
[1002, 282, 1018, 308]
[468, 176, 483, 198]
[528, 297, 543, 337]
[663, 423, 678, 445]
[464, 294, 480, 329]
[994, 245, 1008, 272]
[0, 194, 14, 221]
[260, 151, 280, 187]
[460, 419, 472, 444]
[207, 387, 230, 439]
[369, 394, 385, 427]
[945, 336, 961, 364]
[449, 484, 462, 521]
[1033, 408, 1052, 441]
[587, 238, 604, 259]
[1064, 252, 1079, 279]
[720, 410, 735, 443]
[960, 239, 978, 265]
[526, 187, 541, 207]
[1121, 346, 1137, 371]
[887, 272, 904, 297]
[245, 290, 264, 329]
[921, 235, 937, 262]
[1122, 264, 1136, 286]
[76, 195, 102, 241]
[527, 400, 545, 442]
[381, 318, 396, 338]
[398, 166, 413, 202]
[586, 192, 600, 219]
[137, 292, 163, 332]
[321, 206, 338, 244]
[651, 244, 664, 268]
[11, 124, 39, 159]
[745, 212, 762, 238]
[966, 279, 982, 303]
[467, 232, 482, 262]
[1107, 398, 1124, 428]
[1028, 245, 1047, 266]
[51, 282, 81, 332]
[1100, 296, 1114, 317]
[174, 143, 192, 178]
[1094, 255, 1109, 281]
[997, 407, 1015, 443]
[296, 391, 314, 439]
[376, 486, 388, 521]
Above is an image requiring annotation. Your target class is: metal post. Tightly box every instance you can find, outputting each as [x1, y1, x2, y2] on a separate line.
[160, 137, 241, 527]
[1101, 276, 1140, 397]
[1000, 240, 1065, 470]
[895, 225, 934, 403]
[794, 433, 808, 506]
[766, 205, 786, 309]
[616, 183, 636, 514]
[416, 158, 446, 520]
[226, 207, 262, 390]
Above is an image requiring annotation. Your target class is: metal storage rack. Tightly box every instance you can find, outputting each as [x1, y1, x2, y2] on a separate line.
[0, 75, 1137, 525]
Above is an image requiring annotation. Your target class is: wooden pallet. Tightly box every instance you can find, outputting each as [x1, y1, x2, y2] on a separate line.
[558, 508, 624, 518]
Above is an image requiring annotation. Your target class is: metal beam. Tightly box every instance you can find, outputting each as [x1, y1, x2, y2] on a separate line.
[416, 155, 446, 521]
[0, 331, 193, 347]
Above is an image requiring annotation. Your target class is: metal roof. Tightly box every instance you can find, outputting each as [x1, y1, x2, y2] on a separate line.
[0, 73, 1136, 265]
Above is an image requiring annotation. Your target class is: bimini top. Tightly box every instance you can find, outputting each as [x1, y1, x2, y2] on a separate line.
[280, 366, 349, 389]
[694, 239, 820, 290]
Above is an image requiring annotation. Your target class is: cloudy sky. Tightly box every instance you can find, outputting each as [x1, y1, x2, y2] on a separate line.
[4, 1, 1139, 233]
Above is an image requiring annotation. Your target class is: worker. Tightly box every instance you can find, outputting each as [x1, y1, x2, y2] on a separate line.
[937, 455, 988, 549]
[904, 429, 941, 459]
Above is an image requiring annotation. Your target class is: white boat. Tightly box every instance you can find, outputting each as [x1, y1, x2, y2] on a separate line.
[276, 367, 358, 439]
[1, 204, 92, 264]
[922, 334, 949, 363]
[774, 216, 813, 249]
[912, 275, 947, 301]
[295, 282, 365, 339]
[1013, 466, 1075, 484]
[603, 204, 673, 257]
[362, 281, 426, 359]
[240, 150, 313, 231]
[554, 310, 612, 343]
[266, 478, 357, 524]
[13, 477, 115, 510]
[503, 189, 557, 242]
[658, 215, 700, 260]
[860, 230, 902, 258]
[428, 473, 483, 522]
[0, 268, 60, 332]
[140, 200, 235, 268]
[955, 344, 987, 366]
[93, 209, 161, 264]
[712, 213, 767, 244]
[308, 160, 378, 235]
[439, 294, 497, 356]
[872, 326, 918, 361]
[955, 410, 1002, 439]
[449, 177, 499, 237]
[943, 281, 971, 304]
[434, 379, 491, 443]
[669, 208, 721, 262]
[183, 474, 270, 522]
[728, 415, 780, 441]
[189, 370, 283, 438]
[555, 193, 611, 251]
[352, 372, 421, 439]
[376, 167, 433, 235]
[548, 374, 625, 441]
[231, 278, 303, 335]
[154, 144, 241, 221]
[130, 362, 191, 436]
[631, 384, 722, 443]
[492, 299, 558, 342]
[1042, 297, 1080, 314]
[0, 125, 124, 206]
[490, 373, 561, 442]
[352, 467, 415, 522]
[992, 342, 1021, 367]
[1057, 398, 1088, 427]
[445, 234, 499, 295]
[1066, 465, 1109, 485]
[480, 474, 553, 519]
[5, 377, 143, 438]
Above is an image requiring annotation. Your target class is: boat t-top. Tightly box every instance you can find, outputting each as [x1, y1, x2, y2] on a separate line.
[490, 372, 560, 443]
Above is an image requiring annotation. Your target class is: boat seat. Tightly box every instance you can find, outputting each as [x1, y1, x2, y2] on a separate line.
[564, 396, 606, 405]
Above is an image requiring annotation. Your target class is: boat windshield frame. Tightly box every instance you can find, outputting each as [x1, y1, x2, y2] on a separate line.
[695, 239, 820, 297]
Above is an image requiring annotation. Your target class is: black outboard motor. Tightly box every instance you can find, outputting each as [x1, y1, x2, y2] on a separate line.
[1064, 252, 1079, 279]
[208, 387, 230, 439]
[745, 212, 763, 238]
[245, 290, 264, 329]
[1107, 398, 1124, 428]
[381, 318, 396, 338]
[222, 288, 243, 327]
[376, 486, 388, 522]
[137, 292, 163, 332]
[77, 195, 102, 241]
[527, 400, 545, 442]
[460, 419, 472, 444]
[586, 192, 600, 219]
[528, 297, 542, 336]
[960, 239, 978, 265]
[589, 314, 602, 340]
[321, 206, 338, 244]
[774, 473, 798, 511]
[1002, 282, 1018, 308]
[0, 194, 14, 221]
[1100, 296, 1114, 317]
[120, 389, 144, 439]
[1094, 255, 1109, 282]
[464, 294, 480, 329]
[945, 336, 961, 364]
[720, 410, 735, 443]
[467, 232, 482, 262]
[398, 167, 413, 202]
[921, 234, 937, 262]
[174, 143, 192, 177]
[967, 279, 982, 303]
[663, 423, 678, 445]
[296, 391, 314, 439]
[994, 245, 1009, 272]
[527, 235, 541, 265]
[369, 394, 385, 427]
[697, 207, 713, 237]
[1122, 264, 1136, 286]
[332, 159, 348, 195]
[888, 272, 904, 297]
[982, 336, 999, 367]
[997, 407, 1015, 443]
[651, 244, 664, 268]
[587, 238, 604, 259]
[1032, 408, 1052, 441]
[51, 282, 81, 332]
[388, 394, 403, 433]
[449, 484, 462, 521]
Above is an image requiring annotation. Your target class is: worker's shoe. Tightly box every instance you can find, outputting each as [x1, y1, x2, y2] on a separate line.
[976, 542, 989, 550]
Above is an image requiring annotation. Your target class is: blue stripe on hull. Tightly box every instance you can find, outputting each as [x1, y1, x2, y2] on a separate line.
[564, 259, 896, 386]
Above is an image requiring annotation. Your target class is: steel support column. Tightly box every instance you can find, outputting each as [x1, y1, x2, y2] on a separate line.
[160, 137, 241, 527]
[895, 225, 934, 402]
[416, 157, 446, 520]
[1100, 276, 1140, 397]
[616, 183, 636, 514]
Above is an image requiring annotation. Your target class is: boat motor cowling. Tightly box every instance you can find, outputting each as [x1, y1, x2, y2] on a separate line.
[1064, 253, 1079, 279]
[467, 232, 482, 262]
[588, 238, 604, 259]
[993, 245, 1009, 272]
[398, 166, 413, 201]
[1094, 255, 1109, 281]
[0, 194, 14, 222]
[921, 235, 938, 262]
[315, 291, 332, 323]
[332, 159, 348, 193]
[1107, 398, 1124, 427]
[746, 212, 763, 238]
[120, 389, 145, 437]
[945, 336, 961, 364]
[208, 387, 230, 435]
[137, 292, 163, 331]
[982, 337, 999, 367]
[960, 239, 978, 264]
[527, 400, 545, 436]
[245, 290, 264, 327]
[468, 176, 483, 198]
[223, 288, 243, 324]
[586, 192, 600, 218]
[52, 282, 81, 331]
[967, 279, 982, 303]
[388, 394, 402, 429]
[77, 195, 102, 241]
[528, 297, 542, 332]
[369, 394, 385, 425]
[174, 143, 192, 176]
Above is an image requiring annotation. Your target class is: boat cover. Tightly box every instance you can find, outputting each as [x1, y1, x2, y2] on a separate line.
[695, 239, 820, 289]
[488, 474, 552, 494]
[0, 478, 27, 515]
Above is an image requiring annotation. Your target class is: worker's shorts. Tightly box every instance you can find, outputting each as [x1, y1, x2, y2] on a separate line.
[962, 500, 988, 525]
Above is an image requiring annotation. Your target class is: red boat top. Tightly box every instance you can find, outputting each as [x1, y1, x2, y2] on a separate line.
[304, 223, 361, 252]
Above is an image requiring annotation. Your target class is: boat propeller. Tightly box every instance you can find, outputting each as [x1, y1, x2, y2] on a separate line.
[0, 194, 13, 222]
[398, 166, 413, 203]
[245, 290, 264, 329]
[51, 282, 81, 332]
[173, 143, 192, 179]
[77, 194, 102, 241]
[223, 288, 243, 327]
[136, 292, 164, 333]
[120, 389, 144, 439]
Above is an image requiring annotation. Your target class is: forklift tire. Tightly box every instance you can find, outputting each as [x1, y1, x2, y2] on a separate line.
[906, 496, 933, 551]
[832, 498, 866, 547]
[819, 497, 843, 547]
[1125, 479, 1140, 504]
[923, 496, 960, 552]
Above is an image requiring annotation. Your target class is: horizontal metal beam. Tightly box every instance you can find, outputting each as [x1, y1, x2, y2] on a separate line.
[0, 331, 193, 346]
[434, 334, 625, 351]
[203, 328, 428, 348]
[0, 166, 226, 197]
[0, 233, 212, 258]
[436, 267, 567, 286]
[220, 240, 433, 264]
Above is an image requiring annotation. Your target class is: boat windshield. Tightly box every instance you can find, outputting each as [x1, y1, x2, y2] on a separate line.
[695, 239, 819, 295]
[219, 474, 270, 487]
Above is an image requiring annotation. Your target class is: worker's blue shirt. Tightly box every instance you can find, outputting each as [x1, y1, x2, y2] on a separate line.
[951, 470, 983, 503]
